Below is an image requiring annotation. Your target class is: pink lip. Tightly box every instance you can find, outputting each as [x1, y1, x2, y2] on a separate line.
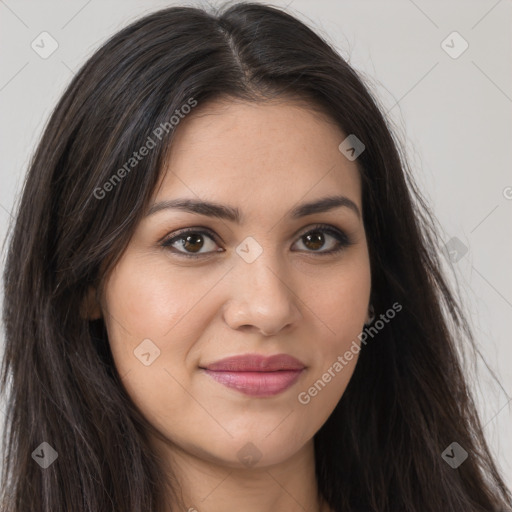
[201, 354, 305, 397]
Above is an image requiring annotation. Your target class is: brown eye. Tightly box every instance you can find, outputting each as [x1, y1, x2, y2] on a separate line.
[161, 229, 221, 257]
[180, 233, 205, 253]
[303, 231, 326, 251]
[292, 225, 352, 254]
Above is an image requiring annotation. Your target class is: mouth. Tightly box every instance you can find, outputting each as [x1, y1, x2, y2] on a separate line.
[200, 353, 306, 397]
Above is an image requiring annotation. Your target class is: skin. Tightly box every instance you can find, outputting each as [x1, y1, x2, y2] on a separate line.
[88, 98, 372, 512]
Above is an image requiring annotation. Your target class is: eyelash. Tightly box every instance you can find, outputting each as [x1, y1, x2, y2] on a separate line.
[160, 223, 354, 259]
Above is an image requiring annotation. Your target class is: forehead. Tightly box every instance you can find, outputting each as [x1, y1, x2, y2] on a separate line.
[154, 99, 362, 211]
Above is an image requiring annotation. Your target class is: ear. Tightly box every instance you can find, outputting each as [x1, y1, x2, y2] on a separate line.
[80, 286, 102, 320]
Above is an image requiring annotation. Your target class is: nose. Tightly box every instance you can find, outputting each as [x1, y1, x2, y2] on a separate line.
[222, 252, 302, 337]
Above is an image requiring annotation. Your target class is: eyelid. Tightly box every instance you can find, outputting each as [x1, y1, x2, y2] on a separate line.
[160, 223, 353, 258]
[159, 225, 219, 245]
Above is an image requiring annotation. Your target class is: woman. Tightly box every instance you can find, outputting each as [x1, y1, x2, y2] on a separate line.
[1, 3, 510, 511]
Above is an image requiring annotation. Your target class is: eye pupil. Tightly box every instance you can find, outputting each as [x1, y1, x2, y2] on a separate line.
[183, 233, 204, 253]
[304, 232, 324, 251]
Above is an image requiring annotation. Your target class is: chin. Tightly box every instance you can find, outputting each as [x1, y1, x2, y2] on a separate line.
[189, 429, 312, 470]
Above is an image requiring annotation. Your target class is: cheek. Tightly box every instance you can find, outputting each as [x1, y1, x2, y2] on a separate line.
[298, 254, 370, 404]
[307, 254, 371, 341]
[103, 254, 218, 353]
[100, 255, 211, 425]
[101, 255, 215, 436]
[294, 283, 366, 428]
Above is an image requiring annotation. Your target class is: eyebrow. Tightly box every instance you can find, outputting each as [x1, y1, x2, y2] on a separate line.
[145, 195, 361, 222]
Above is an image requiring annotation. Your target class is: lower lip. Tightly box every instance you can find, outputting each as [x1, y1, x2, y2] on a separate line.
[203, 369, 303, 397]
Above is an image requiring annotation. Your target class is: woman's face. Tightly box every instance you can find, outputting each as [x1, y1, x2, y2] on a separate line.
[99, 99, 371, 468]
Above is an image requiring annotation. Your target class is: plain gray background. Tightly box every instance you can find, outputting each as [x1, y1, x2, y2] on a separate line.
[0, 0, 511, 486]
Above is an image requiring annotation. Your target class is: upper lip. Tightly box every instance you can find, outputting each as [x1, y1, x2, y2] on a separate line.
[202, 353, 306, 372]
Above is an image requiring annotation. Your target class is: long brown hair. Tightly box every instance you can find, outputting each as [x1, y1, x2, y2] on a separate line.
[1, 3, 511, 511]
